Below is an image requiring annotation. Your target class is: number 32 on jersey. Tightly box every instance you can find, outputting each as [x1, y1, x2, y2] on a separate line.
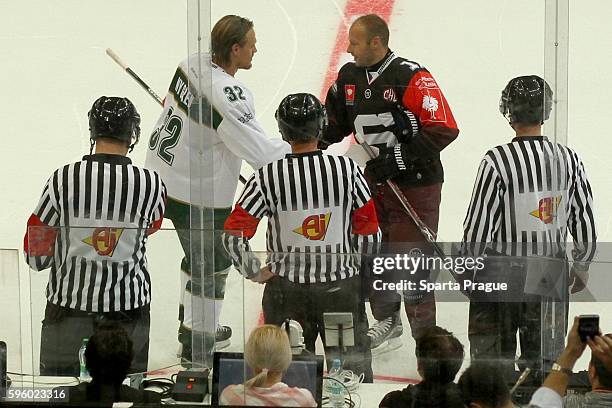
[148, 106, 183, 166]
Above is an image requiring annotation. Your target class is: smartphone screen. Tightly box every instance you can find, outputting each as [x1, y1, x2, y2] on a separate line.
[578, 314, 600, 342]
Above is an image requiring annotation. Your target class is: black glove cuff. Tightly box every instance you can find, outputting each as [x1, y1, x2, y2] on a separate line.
[392, 107, 420, 143]
[393, 144, 407, 171]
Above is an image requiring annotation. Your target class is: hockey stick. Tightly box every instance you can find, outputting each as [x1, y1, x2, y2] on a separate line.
[106, 48, 164, 106]
[354, 133, 446, 259]
[510, 368, 531, 395]
[105, 48, 247, 185]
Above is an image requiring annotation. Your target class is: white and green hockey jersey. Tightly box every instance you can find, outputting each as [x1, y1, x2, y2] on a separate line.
[145, 53, 290, 207]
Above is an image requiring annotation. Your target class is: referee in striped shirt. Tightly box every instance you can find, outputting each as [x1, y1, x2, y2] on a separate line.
[462, 76, 596, 380]
[24, 97, 167, 376]
[223, 94, 381, 382]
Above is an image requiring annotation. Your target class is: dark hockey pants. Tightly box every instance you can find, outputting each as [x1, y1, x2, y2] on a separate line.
[164, 197, 232, 364]
[367, 181, 441, 339]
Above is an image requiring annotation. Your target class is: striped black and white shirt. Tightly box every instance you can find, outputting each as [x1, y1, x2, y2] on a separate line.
[223, 150, 381, 283]
[463, 136, 596, 260]
[24, 154, 167, 312]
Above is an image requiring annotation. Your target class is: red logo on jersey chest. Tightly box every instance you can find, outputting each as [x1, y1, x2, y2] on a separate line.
[345, 85, 355, 105]
[293, 213, 331, 241]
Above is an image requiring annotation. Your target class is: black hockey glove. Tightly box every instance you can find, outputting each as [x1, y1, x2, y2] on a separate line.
[391, 107, 420, 143]
[366, 144, 412, 183]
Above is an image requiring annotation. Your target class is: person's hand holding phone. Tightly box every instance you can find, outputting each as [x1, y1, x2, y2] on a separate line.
[587, 334, 612, 372]
[560, 316, 587, 366]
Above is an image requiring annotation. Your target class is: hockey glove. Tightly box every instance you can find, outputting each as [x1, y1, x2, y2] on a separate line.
[391, 107, 420, 143]
[366, 144, 412, 183]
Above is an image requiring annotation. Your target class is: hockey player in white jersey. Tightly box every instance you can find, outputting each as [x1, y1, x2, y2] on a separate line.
[145, 15, 290, 365]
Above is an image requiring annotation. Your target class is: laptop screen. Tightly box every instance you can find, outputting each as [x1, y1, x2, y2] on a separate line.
[212, 352, 323, 407]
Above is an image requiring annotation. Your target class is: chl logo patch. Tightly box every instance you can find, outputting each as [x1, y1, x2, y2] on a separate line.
[83, 227, 124, 256]
[293, 213, 331, 241]
[345, 85, 356, 105]
[383, 88, 397, 102]
[530, 196, 562, 224]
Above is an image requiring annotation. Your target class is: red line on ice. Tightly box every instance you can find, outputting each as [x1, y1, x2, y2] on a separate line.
[319, 0, 395, 101]
[373, 374, 420, 384]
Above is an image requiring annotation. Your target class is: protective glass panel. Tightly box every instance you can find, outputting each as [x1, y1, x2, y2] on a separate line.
[0, 250, 25, 394]
[10, 0, 612, 406]
[21, 226, 197, 404]
[233, 251, 362, 408]
[184, 0, 217, 370]
[205, 1, 582, 404]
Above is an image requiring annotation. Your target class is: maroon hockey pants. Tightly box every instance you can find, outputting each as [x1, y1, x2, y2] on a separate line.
[367, 181, 442, 339]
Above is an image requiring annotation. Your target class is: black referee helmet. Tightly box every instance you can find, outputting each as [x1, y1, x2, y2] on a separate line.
[275, 93, 327, 143]
[88, 96, 141, 152]
[500, 75, 553, 125]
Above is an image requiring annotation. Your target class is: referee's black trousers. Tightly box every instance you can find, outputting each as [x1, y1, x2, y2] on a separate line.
[467, 257, 568, 382]
[262, 275, 373, 382]
[40, 302, 150, 376]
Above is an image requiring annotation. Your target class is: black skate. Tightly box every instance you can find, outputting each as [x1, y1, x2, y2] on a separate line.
[368, 312, 403, 355]
[215, 325, 232, 350]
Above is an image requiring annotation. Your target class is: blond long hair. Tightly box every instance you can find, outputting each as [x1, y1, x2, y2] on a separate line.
[211, 15, 254, 66]
[244, 325, 292, 388]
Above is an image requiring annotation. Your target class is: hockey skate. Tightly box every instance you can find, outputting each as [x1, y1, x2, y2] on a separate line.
[215, 324, 232, 350]
[368, 313, 403, 355]
[177, 325, 232, 358]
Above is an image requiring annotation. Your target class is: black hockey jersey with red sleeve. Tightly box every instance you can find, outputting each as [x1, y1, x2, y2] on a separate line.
[322, 50, 459, 187]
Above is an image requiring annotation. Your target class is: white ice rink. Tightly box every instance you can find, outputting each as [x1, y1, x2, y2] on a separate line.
[2, 0, 612, 384]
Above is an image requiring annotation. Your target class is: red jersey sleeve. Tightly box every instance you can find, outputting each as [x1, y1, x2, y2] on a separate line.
[401, 70, 459, 157]
[224, 204, 261, 239]
[351, 199, 379, 236]
[24, 214, 57, 257]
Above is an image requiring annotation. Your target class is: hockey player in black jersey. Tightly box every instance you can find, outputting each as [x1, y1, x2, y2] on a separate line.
[320, 14, 459, 353]
[463, 75, 596, 381]
[223, 93, 381, 382]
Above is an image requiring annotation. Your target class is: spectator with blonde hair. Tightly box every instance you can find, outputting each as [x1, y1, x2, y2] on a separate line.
[220, 325, 316, 406]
